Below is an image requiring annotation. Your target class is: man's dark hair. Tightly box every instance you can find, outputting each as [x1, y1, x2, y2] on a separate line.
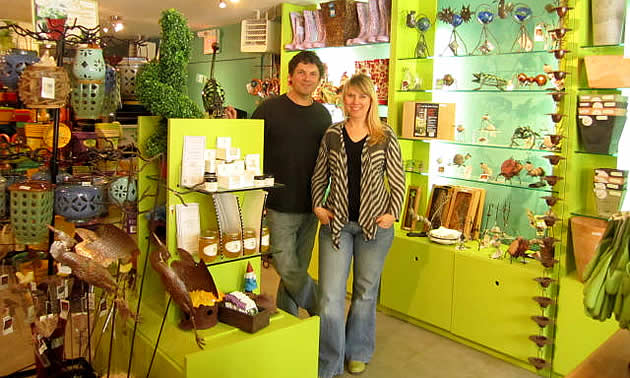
[288, 51, 325, 79]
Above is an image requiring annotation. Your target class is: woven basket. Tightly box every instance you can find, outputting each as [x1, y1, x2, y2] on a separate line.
[320, 0, 359, 47]
[18, 65, 71, 108]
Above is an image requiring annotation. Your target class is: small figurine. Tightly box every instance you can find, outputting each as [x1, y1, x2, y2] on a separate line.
[244, 262, 258, 293]
[472, 73, 509, 91]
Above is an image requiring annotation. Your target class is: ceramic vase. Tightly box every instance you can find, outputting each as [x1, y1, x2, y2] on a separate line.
[592, 0, 626, 45]
[72, 47, 105, 81]
[117, 57, 147, 100]
[108, 176, 138, 206]
[71, 82, 104, 120]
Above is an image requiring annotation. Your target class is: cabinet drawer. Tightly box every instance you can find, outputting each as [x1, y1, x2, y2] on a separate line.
[381, 236, 454, 330]
[452, 253, 542, 361]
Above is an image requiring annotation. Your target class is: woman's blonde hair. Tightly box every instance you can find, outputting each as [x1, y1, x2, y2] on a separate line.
[342, 74, 386, 145]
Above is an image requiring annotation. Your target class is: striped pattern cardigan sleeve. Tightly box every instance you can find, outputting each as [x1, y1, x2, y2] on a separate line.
[311, 122, 406, 249]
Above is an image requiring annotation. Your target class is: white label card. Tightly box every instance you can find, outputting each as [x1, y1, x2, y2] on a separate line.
[41, 77, 55, 99]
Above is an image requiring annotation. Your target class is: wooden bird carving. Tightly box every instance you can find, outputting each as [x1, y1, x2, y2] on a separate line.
[74, 225, 139, 268]
[49, 241, 117, 293]
[149, 234, 205, 349]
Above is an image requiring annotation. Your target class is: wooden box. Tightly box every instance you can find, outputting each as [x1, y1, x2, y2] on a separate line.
[320, 0, 359, 47]
[218, 304, 270, 333]
[584, 55, 630, 88]
[402, 102, 455, 140]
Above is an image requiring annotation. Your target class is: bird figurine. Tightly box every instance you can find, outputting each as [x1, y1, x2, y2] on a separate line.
[49, 240, 117, 293]
[150, 233, 205, 349]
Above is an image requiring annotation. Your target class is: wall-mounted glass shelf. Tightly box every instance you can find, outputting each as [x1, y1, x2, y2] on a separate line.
[570, 210, 609, 221]
[398, 50, 551, 61]
[580, 43, 624, 49]
[404, 170, 427, 176]
[422, 140, 560, 154]
[422, 172, 558, 193]
[397, 89, 552, 93]
[285, 42, 389, 53]
[578, 87, 629, 91]
[194, 183, 285, 195]
[205, 250, 278, 267]
[575, 150, 618, 157]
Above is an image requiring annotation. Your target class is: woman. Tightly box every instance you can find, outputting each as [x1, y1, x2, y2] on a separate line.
[312, 74, 405, 377]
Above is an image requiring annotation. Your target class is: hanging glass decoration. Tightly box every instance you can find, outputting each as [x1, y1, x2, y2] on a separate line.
[438, 6, 472, 56]
[511, 4, 534, 52]
[472, 4, 500, 55]
[405, 11, 432, 58]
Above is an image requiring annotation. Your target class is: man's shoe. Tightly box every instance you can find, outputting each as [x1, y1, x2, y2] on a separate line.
[348, 361, 366, 375]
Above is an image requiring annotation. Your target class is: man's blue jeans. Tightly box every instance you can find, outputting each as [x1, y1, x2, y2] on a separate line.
[317, 222, 394, 378]
[267, 209, 319, 316]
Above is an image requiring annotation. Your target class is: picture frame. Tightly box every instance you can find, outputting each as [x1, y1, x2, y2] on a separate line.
[445, 187, 481, 239]
[401, 185, 422, 231]
[425, 185, 453, 230]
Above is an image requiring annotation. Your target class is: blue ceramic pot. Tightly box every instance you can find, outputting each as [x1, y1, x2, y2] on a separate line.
[72, 47, 105, 81]
[0, 50, 39, 90]
[55, 183, 105, 222]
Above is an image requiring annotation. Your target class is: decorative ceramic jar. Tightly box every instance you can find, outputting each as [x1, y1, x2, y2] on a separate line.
[9, 180, 54, 244]
[101, 65, 121, 116]
[72, 47, 105, 81]
[117, 57, 147, 100]
[108, 176, 138, 206]
[55, 181, 105, 222]
[71, 81, 104, 119]
[0, 49, 39, 90]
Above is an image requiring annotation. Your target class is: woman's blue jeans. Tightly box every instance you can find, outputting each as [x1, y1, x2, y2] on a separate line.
[317, 222, 394, 378]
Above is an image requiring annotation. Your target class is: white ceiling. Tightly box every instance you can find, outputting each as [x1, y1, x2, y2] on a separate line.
[1, 0, 317, 38]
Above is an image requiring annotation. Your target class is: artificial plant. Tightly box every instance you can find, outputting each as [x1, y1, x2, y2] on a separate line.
[136, 9, 202, 157]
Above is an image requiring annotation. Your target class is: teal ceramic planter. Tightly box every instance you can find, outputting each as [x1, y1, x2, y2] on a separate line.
[71, 82, 104, 119]
[72, 47, 105, 81]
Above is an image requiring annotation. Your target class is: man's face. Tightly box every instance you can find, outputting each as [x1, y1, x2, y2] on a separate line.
[289, 62, 321, 97]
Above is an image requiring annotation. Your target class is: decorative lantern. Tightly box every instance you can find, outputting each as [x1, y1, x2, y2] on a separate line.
[55, 181, 106, 223]
[72, 47, 105, 81]
[108, 176, 138, 206]
[9, 181, 53, 244]
[18, 65, 71, 108]
[117, 57, 147, 100]
[70, 82, 104, 119]
[101, 65, 121, 116]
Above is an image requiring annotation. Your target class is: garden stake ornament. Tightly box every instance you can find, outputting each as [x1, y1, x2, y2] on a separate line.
[472, 4, 501, 55]
[438, 5, 472, 56]
[406, 11, 432, 58]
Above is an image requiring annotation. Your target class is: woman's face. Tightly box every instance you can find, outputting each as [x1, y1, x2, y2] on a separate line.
[343, 86, 371, 121]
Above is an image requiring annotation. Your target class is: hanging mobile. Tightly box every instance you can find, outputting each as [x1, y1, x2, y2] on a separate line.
[438, 6, 472, 56]
[472, 4, 500, 55]
[406, 11, 432, 58]
[511, 4, 534, 52]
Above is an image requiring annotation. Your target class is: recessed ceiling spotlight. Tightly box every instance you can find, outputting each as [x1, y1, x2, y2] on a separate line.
[218, 0, 227, 8]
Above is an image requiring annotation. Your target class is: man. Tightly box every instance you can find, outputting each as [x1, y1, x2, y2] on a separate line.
[247, 51, 331, 316]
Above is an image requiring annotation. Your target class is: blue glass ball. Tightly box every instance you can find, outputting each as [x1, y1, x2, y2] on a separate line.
[416, 17, 431, 32]
[477, 11, 494, 24]
[514, 7, 532, 22]
[451, 14, 463, 27]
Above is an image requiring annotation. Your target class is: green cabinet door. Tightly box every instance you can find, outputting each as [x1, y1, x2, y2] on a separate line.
[381, 236, 454, 331]
[452, 253, 543, 362]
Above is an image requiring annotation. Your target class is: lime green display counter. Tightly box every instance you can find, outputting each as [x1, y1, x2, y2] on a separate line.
[91, 116, 319, 378]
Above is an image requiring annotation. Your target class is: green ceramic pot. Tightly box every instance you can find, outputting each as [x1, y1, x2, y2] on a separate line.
[9, 180, 53, 244]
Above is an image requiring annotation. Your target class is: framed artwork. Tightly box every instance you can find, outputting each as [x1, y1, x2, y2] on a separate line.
[445, 187, 482, 239]
[426, 185, 453, 230]
[401, 185, 421, 230]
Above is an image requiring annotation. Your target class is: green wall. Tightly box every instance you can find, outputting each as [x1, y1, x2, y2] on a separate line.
[188, 23, 266, 117]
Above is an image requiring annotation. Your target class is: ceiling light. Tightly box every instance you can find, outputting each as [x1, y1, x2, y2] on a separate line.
[230, 0, 240, 3]
[218, 0, 227, 8]
[102, 15, 124, 33]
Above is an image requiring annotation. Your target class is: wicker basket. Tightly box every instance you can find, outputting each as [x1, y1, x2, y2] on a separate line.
[320, 0, 359, 47]
[18, 65, 71, 108]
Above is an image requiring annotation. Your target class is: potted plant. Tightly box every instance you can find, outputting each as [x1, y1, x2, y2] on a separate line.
[40, 7, 67, 40]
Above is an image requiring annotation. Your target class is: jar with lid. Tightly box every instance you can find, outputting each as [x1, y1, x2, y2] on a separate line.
[243, 228, 257, 255]
[264, 174, 274, 186]
[254, 175, 266, 187]
[199, 230, 219, 263]
[223, 231, 242, 258]
[261, 226, 270, 253]
[203, 173, 218, 192]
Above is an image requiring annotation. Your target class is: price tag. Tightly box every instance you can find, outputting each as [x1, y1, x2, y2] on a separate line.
[0, 274, 8, 289]
[99, 299, 108, 318]
[41, 77, 55, 99]
[59, 299, 69, 320]
[2, 315, 13, 335]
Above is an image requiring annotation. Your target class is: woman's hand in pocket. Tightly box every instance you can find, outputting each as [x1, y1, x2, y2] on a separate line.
[314, 207, 334, 225]
[376, 214, 395, 229]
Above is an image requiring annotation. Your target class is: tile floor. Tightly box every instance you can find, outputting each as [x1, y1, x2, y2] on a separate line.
[260, 263, 539, 378]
